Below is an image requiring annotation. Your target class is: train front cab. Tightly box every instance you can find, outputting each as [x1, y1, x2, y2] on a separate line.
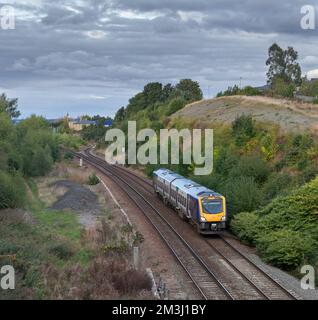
[196, 195, 227, 235]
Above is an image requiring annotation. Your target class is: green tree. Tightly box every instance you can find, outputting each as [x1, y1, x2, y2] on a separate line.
[30, 146, 53, 177]
[0, 93, 20, 118]
[143, 82, 163, 106]
[114, 107, 126, 123]
[176, 79, 203, 102]
[222, 176, 264, 218]
[161, 83, 175, 101]
[266, 43, 302, 86]
[165, 97, 186, 116]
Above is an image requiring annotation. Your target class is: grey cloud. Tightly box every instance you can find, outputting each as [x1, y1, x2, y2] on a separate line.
[0, 0, 316, 118]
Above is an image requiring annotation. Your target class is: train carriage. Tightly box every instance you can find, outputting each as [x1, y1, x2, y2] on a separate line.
[153, 169, 227, 234]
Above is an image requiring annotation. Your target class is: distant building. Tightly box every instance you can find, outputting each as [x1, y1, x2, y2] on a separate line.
[67, 116, 96, 131]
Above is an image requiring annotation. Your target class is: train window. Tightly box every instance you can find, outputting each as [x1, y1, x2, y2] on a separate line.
[201, 198, 223, 214]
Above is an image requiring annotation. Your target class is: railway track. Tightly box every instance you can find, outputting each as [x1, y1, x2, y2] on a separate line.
[74, 150, 233, 300]
[74, 148, 298, 300]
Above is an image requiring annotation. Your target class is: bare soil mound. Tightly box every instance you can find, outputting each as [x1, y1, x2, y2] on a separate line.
[173, 96, 318, 133]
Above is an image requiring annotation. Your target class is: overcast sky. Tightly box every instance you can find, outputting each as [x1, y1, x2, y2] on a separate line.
[0, 0, 317, 118]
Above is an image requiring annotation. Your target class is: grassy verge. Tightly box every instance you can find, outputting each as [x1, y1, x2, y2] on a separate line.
[0, 189, 92, 299]
[0, 165, 152, 300]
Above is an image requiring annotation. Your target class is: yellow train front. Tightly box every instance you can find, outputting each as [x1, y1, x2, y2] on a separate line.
[153, 169, 227, 234]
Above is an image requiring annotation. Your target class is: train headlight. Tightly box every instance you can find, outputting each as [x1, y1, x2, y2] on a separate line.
[221, 216, 226, 221]
[200, 216, 206, 222]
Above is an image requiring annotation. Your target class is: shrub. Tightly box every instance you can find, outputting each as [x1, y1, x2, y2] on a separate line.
[165, 98, 186, 116]
[256, 229, 316, 270]
[272, 77, 296, 98]
[230, 212, 259, 244]
[232, 114, 255, 146]
[88, 172, 100, 185]
[229, 155, 270, 184]
[64, 151, 74, 160]
[48, 243, 74, 260]
[262, 172, 294, 201]
[298, 166, 318, 184]
[112, 269, 152, 294]
[0, 171, 26, 209]
[222, 176, 263, 218]
[0, 240, 20, 255]
[215, 148, 239, 177]
[30, 146, 54, 177]
[56, 133, 84, 150]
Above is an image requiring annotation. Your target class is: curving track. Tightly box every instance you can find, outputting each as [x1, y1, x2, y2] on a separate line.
[73, 148, 298, 300]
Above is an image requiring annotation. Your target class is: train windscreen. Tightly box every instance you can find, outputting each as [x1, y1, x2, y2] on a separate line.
[201, 198, 223, 214]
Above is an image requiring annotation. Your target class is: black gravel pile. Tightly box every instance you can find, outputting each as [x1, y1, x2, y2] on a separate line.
[49, 180, 101, 214]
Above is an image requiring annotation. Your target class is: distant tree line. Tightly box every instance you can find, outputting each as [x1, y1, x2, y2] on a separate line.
[114, 79, 203, 124]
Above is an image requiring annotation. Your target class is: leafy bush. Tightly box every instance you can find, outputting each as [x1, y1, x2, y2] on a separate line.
[0, 171, 26, 209]
[217, 85, 261, 97]
[56, 133, 84, 150]
[229, 155, 270, 184]
[214, 148, 239, 177]
[262, 172, 294, 201]
[88, 172, 100, 185]
[64, 151, 74, 160]
[29, 146, 54, 177]
[232, 114, 255, 146]
[256, 230, 316, 270]
[272, 77, 296, 98]
[230, 212, 259, 244]
[222, 176, 264, 218]
[232, 177, 318, 272]
[165, 97, 186, 116]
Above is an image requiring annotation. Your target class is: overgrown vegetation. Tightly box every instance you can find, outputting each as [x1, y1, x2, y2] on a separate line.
[112, 79, 202, 135]
[0, 168, 151, 299]
[88, 172, 100, 185]
[217, 85, 261, 97]
[0, 105, 58, 208]
[0, 94, 85, 210]
[231, 177, 318, 272]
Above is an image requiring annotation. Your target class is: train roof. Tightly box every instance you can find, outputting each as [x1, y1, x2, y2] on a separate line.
[153, 168, 184, 183]
[154, 169, 223, 199]
[171, 179, 213, 198]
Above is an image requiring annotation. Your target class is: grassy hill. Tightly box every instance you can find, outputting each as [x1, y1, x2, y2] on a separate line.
[173, 95, 318, 134]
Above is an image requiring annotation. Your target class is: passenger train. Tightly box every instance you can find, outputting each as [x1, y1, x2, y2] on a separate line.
[153, 169, 227, 234]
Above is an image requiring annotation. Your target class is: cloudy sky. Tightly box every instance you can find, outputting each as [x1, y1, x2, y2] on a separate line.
[0, 0, 317, 118]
